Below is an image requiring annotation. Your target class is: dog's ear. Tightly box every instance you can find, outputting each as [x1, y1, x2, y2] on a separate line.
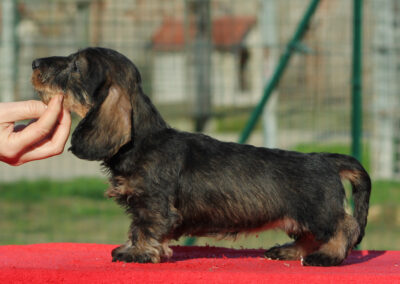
[69, 86, 132, 161]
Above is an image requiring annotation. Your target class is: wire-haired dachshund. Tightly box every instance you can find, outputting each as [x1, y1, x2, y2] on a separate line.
[31, 47, 371, 266]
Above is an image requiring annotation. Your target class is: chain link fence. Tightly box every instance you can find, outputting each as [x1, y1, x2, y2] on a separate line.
[0, 0, 399, 180]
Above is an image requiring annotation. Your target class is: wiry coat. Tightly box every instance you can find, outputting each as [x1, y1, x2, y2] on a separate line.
[32, 47, 371, 266]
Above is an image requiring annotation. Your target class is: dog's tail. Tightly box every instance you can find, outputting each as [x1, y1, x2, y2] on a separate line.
[323, 153, 371, 245]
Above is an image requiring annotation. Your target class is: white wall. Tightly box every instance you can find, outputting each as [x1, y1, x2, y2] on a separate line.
[152, 53, 187, 103]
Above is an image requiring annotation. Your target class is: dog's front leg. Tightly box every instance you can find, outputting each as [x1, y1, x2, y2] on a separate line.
[112, 199, 181, 263]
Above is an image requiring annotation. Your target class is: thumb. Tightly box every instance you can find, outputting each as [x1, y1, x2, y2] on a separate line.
[11, 95, 64, 149]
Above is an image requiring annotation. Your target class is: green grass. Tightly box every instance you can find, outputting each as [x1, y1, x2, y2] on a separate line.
[0, 198, 130, 244]
[368, 180, 400, 206]
[0, 178, 108, 201]
[0, 178, 129, 245]
[215, 114, 263, 133]
[212, 106, 262, 133]
[0, 165, 399, 250]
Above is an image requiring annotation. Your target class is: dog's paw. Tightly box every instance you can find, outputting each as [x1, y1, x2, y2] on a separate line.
[111, 245, 159, 263]
[265, 246, 285, 260]
[265, 243, 301, 261]
[302, 252, 342, 267]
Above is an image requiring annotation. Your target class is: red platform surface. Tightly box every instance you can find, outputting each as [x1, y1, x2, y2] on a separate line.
[0, 243, 399, 283]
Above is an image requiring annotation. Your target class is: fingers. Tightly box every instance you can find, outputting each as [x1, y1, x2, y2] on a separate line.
[0, 100, 48, 123]
[0, 95, 71, 165]
[13, 95, 64, 150]
[52, 108, 72, 151]
[11, 109, 72, 165]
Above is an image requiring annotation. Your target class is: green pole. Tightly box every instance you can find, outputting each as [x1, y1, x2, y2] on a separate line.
[238, 0, 321, 144]
[351, 0, 363, 162]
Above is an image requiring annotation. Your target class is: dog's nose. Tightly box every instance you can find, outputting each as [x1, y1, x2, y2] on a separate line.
[32, 59, 41, 70]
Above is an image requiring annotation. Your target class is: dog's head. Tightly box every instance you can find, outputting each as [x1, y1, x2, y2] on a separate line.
[32, 47, 165, 161]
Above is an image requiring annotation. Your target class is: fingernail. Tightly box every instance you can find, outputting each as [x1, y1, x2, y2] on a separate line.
[53, 95, 63, 106]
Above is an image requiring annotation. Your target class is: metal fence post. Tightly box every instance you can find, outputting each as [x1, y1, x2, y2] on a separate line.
[186, 0, 212, 132]
[1, 0, 17, 102]
[260, 0, 279, 149]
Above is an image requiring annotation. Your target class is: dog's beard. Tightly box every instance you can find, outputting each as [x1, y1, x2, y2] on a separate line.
[34, 88, 90, 118]
[32, 71, 91, 118]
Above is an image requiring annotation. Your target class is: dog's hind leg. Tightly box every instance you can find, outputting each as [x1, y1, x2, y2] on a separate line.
[302, 214, 360, 266]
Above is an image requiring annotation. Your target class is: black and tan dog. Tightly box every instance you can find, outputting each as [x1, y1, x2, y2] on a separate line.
[31, 47, 371, 266]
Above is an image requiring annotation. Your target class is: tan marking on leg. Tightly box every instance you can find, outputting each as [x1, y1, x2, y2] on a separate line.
[304, 214, 360, 266]
[318, 230, 347, 260]
[161, 241, 173, 259]
[113, 232, 163, 263]
[134, 231, 162, 263]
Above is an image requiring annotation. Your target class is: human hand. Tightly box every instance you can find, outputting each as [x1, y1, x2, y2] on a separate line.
[0, 95, 71, 166]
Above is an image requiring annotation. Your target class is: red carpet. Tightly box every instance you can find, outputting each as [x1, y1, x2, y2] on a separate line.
[0, 243, 399, 283]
